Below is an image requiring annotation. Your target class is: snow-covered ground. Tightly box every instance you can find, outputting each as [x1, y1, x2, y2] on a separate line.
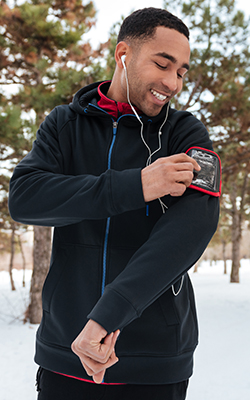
[0, 261, 250, 400]
[187, 260, 250, 400]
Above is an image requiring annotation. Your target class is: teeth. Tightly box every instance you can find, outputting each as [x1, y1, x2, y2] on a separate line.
[151, 90, 167, 101]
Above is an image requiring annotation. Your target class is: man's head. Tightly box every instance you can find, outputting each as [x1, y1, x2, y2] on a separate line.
[107, 8, 190, 117]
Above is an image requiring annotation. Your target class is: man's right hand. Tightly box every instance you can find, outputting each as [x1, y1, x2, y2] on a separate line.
[141, 153, 201, 202]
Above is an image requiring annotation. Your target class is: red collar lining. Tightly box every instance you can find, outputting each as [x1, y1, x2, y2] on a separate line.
[97, 81, 142, 119]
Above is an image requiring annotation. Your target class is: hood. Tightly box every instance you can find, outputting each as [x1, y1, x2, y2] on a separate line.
[69, 81, 103, 115]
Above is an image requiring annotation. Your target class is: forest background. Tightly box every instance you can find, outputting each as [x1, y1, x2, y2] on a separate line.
[0, 0, 250, 324]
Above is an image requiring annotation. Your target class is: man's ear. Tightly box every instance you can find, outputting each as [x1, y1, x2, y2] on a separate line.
[115, 41, 130, 69]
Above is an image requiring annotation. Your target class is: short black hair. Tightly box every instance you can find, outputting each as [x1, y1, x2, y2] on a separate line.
[117, 7, 189, 44]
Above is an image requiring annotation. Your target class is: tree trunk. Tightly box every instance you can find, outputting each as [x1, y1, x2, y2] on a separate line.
[9, 223, 16, 291]
[28, 226, 51, 324]
[230, 228, 241, 283]
[17, 234, 26, 287]
[193, 263, 199, 273]
[222, 240, 227, 274]
[230, 183, 241, 283]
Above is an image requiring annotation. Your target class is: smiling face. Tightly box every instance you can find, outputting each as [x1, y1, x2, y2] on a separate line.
[108, 26, 190, 117]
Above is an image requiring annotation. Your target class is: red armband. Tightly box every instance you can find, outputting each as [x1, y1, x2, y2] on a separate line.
[185, 147, 222, 197]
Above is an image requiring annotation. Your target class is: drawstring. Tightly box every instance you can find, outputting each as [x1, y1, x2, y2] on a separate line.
[172, 276, 184, 296]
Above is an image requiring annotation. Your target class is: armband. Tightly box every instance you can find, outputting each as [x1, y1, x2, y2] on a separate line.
[186, 147, 221, 197]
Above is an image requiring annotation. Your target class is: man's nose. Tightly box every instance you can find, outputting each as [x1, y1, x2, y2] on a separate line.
[162, 73, 178, 93]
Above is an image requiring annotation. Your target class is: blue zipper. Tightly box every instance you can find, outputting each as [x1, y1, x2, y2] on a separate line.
[101, 121, 118, 295]
[84, 103, 141, 295]
[83, 107, 139, 383]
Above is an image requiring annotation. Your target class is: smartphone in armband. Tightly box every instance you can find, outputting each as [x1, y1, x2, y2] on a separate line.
[186, 147, 222, 197]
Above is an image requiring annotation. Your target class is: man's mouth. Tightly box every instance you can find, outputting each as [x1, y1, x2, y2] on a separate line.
[150, 89, 168, 102]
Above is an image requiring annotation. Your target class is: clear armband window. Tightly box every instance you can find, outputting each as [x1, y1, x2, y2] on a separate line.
[186, 147, 221, 197]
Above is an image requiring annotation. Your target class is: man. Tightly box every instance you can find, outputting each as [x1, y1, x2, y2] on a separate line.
[9, 7, 220, 400]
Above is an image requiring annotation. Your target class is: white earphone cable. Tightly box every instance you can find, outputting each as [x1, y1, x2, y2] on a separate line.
[123, 62, 153, 163]
[122, 57, 183, 296]
[123, 57, 170, 213]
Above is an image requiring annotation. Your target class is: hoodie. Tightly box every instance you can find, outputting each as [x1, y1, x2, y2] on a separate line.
[8, 81, 219, 384]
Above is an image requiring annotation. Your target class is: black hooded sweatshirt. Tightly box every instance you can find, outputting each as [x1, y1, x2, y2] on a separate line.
[8, 81, 219, 385]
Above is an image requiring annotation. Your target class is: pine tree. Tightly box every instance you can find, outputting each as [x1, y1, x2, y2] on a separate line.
[0, 0, 107, 322]
[162, 0, 250, 282]
[0, 93, 31, 289]
[208, 77, 250, 282]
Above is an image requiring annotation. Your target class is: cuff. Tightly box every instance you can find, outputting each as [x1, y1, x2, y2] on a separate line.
[87, 287, 138, 334]
[110, 168, 145, 214]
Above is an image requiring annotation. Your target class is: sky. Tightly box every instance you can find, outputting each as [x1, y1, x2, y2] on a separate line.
[86, 0, 250, 47]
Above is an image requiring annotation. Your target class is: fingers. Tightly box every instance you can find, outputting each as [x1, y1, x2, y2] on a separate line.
[170, 168, 196, 196]
[93, 371, 106, 384]
[176, 169, 195, 186]
[171, 153, 201, 172]
[169, 183, 187, 197]
[71, 321, 120, 384]
[141, 153, 201, 202]
[83, 332, 114, 362]
[175, 161, 197, 173]
[79, 350, 119, 378]
[78, 343, 119, 384]
[82, 330, 120, 364]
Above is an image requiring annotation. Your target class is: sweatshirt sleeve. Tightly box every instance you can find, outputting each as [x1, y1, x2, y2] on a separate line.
[88, 113, 220, 333]
[88, 189, 219, 333]
[8, 108, 145, 227]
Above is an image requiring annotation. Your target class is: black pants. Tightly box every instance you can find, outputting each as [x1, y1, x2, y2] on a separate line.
[36, 367, 189, 400]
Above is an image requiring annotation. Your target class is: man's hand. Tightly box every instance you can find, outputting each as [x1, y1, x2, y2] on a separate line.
[71, 320, 120, 384]
[141, 153, 201, 202]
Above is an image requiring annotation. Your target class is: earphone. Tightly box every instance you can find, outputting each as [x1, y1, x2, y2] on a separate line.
[121, 54, 126, 69]
[121, 52, 170, 212]
[120, 50, 182, 295]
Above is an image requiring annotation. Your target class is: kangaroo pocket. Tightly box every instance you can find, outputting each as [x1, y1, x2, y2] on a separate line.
[116, 288, 180, 356]
[40, 244, 102, 347]
[116, 277, 198, 357]
[172, 275, 199, 352]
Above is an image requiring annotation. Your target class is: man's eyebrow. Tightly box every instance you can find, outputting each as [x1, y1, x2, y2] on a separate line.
[154, 52, 190, 70]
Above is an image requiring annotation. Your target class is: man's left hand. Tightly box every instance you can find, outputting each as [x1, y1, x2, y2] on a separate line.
[71, 319, 120, 384]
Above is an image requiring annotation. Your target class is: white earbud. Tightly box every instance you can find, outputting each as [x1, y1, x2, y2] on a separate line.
[121, 54, 126, 69]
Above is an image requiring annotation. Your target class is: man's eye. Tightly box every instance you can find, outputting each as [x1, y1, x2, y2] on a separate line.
[155, 62, 167, 69]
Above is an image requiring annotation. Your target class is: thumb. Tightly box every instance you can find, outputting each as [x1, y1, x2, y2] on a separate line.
[102, 332, 114, 347]
[103, 330, 120, 351]
[112, 330, 120, 345]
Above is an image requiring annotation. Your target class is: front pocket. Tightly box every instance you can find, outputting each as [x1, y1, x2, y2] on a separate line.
[171, 275, 199, 352]
[40, 244, 102, 347]
[158, 289, 180, 326]
[42, 246, 69, 313]
[116, 290, 180, 356]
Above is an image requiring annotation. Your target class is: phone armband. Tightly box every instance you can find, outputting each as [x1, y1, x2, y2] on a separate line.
[186, 147, 222, 197]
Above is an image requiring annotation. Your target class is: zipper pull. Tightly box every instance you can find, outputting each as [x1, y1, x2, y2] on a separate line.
[113, 121, 118, 135]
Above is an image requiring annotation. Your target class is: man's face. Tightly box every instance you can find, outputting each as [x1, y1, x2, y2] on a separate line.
[121, 27, 190, 117]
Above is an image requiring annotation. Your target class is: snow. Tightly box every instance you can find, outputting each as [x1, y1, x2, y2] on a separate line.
[0, 261, 250, 400]
[0, 270, 38, 400]
[187, 260, 250, 400]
